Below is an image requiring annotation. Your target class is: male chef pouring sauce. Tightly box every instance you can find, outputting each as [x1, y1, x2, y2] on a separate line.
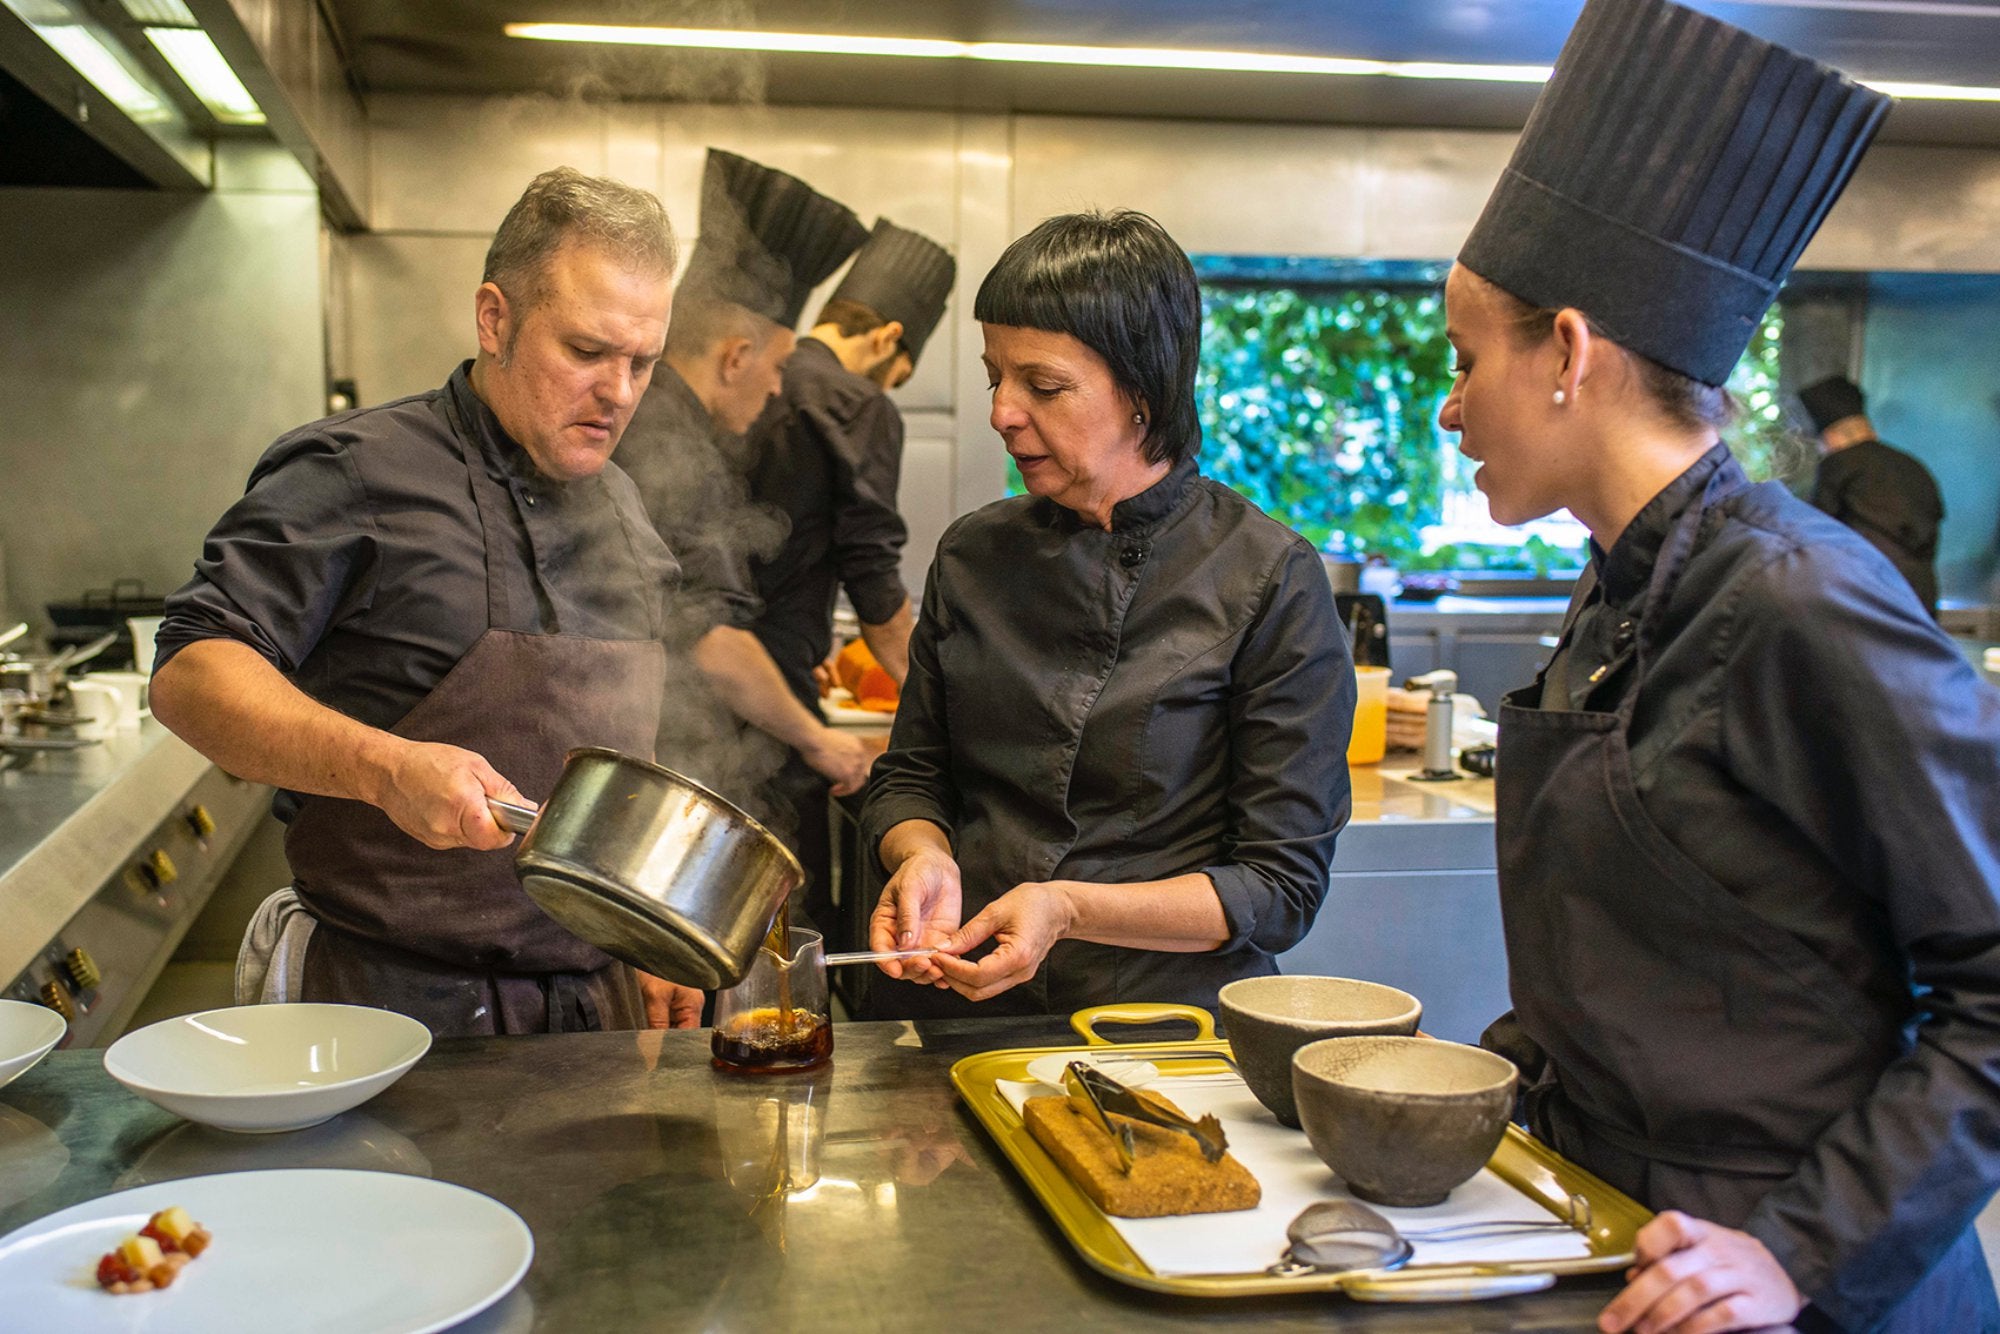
[1445, 2, 2000, 1331]
[152, 168, 704, 1035]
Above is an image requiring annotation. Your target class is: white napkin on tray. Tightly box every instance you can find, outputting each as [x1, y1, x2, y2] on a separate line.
[998, 1074, 1593, 1277]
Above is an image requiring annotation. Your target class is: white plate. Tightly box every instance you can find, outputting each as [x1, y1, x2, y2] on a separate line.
[0, 1169, 531, 1333]
[1023, 1052, 1161, 1090]
[0, 1000, 66, 1091]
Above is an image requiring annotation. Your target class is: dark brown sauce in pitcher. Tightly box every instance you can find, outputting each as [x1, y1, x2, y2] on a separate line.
[711, 913, 832, 1073]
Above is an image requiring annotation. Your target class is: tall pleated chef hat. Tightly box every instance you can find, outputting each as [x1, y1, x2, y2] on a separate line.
[681, 149, 869, 328]
[1798, 373, 1868, 430]
[1458, 0, 1891, 387]
[827, 219, 957, 367]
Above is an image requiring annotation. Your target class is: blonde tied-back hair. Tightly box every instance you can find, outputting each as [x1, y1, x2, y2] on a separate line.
[1493, 286, 1737, 434]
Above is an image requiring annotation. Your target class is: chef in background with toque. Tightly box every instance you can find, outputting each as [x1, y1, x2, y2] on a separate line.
[1799, 373, 1945, 615]
[1443, 1, 2000, 1330]
[740, 219, 956, 941]
[617, 149, 877, 809]
[151, 168, 704, 1034]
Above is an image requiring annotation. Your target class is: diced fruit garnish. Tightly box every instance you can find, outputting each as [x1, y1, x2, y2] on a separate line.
[147, 1253, 189, 1288]
[150, 1207, 197, 1244]
[118, 1235, 163, 1271]
[96, 1207, 212, 1294]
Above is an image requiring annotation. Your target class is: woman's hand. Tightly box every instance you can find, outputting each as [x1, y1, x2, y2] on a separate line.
[870, 846, 963, 985]
[1596, 1211, 1803, 1334]
[931, 882, 1079, 1002]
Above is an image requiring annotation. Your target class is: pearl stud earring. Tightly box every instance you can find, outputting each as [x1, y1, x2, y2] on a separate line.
[1552, 389, 1568, 405]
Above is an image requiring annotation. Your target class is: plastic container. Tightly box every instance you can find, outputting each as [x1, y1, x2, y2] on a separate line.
[1348, 666, 1390, 765]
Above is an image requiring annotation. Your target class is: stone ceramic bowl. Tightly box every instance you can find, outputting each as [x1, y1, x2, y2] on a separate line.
[1218, 976, 1421, 1127]
[1292, 1036, 1519, 1207]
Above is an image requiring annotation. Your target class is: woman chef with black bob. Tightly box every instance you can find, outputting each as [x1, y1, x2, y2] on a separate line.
[1446, 1, 2000, 1332]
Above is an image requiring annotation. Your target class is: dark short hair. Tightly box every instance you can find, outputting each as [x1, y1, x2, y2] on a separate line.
[814, 297, 890, 338]
[973, 210, 1201, 466]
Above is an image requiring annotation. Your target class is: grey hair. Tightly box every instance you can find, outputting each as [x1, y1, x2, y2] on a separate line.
[483, 167, 678, 317]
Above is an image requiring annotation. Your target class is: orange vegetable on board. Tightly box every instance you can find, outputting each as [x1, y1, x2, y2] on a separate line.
[834, 639, 899, 712]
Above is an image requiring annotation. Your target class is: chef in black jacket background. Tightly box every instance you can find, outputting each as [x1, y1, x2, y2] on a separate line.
[741, 219, 956, 942]
[151, 168, 704, 1034]
[1800, 374, 1946, 616]
[617, 150, 877, 810]
[1443, 2, 2000, 1331]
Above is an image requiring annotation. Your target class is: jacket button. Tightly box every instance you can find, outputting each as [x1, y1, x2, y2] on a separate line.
[1120, 547, 1143, 567]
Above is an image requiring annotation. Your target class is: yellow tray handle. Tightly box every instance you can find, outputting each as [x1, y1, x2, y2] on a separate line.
[1069, 1003, 1217, 1045]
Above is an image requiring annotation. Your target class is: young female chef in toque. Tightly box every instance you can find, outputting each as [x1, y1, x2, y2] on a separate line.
[1446, 1, 2000, 1331]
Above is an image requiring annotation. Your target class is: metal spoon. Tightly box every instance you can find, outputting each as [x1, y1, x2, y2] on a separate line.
[1273, 1196, 1584, 1278]
[1275, 1200, 1415, 1275]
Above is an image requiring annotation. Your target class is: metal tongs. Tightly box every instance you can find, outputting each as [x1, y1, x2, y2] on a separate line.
[1061, 1061, 1229, 1173]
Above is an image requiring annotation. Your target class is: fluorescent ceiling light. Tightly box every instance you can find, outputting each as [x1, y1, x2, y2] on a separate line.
[118, 0, 195, 24]
[503, 24, 1550, 84]
[145, 25, 265, 124]
[1, 0, 173, 122]
[1865, 79, 2000, 101]
[503, 21, 2000, 99]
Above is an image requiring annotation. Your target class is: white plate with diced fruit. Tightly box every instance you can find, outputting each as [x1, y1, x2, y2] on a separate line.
[0, 1168, 531, 1332]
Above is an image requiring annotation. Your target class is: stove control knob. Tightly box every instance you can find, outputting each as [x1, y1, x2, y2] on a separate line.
[39, 980, 74, 1022]
[64, 947, 101, 992]
[184, 804, 215, 839]
[140, 849, 178, 888]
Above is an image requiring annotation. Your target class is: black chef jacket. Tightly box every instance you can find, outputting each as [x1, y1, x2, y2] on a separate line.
[616, 364, 772, 647]
[1530, 443, 2000, 1331]
[156, 362, 678, 818]
[1811, 438, 1945, 614]
[743, 338, 909, 707]
[861, 458, 1355, 1016]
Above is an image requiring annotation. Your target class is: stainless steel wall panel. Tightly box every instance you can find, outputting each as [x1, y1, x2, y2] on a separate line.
[343, 231, 488, 407]
[0, 184, 322, 630]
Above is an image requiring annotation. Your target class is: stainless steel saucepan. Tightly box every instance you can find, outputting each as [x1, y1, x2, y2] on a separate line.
[486, 748, 804, 990]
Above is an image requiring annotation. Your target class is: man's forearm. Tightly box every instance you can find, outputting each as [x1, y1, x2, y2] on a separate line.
[858, 599, 914, 687]
[691, 625, 828, 752]
[150, 638, 397, 804]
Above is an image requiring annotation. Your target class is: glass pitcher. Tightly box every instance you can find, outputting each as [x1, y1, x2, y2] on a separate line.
[711, 926, 833, 1074]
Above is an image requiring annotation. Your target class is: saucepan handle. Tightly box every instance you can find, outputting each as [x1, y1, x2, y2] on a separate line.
[1069, 1003, 1218, 1046]
[486, 796, 540, 835]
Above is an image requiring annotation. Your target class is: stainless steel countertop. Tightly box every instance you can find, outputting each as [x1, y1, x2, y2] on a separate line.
[0, 723, 221, 984]
[0, 1019, 1621, 1330]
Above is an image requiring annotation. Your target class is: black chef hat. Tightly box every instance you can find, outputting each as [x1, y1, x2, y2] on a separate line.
[680, 149, 869, 328]
[1459, 0, 1890, 387]
[1798, 374, 1868, 430]
[827, 219, 957, 367]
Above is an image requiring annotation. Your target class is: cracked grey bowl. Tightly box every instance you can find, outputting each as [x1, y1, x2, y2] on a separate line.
[1218, 976, 1421, 1128]
[1293, 1036, 1518, 1207]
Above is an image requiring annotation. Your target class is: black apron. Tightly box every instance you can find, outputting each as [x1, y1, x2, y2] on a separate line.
[1494, 464, 1996, 1332]
[288, 388, 668, 1036]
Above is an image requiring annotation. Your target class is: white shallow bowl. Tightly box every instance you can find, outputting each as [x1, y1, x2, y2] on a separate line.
[0, 1001, 66, 1091]
[104, 1004, 431, 1134]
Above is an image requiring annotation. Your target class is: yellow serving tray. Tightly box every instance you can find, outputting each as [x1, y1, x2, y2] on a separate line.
[950, 1003, 1651, 1300]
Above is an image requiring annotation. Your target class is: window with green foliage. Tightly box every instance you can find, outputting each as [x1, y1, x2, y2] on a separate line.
[1192, 264, 1792, 574]
[997, 259, 1793, 578]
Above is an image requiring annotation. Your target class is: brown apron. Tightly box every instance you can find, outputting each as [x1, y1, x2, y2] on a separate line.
[287, 386, 668, 1035]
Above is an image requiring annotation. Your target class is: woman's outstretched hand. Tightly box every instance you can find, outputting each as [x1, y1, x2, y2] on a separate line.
[870, 845, 963, 986]
[931, 882, 1078, 1001]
